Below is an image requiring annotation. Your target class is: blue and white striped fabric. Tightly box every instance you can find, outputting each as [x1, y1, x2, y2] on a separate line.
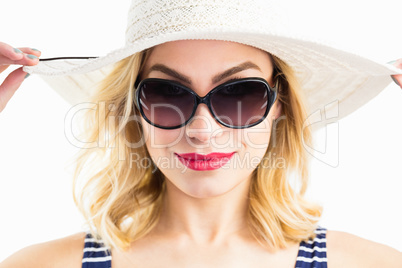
[82, 227, 327, 267]
[295, 226, 328, 268]
[82, 233, 111, 268]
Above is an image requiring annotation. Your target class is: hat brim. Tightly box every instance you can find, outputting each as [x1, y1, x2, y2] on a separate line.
[23, 30, 402, 130]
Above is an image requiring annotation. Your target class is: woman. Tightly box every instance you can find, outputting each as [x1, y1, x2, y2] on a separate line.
[1, 0, 402, 267]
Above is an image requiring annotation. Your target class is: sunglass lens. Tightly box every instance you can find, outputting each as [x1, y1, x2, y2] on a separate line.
[138, 81, 195, 128]
[210, 81, 269, 127]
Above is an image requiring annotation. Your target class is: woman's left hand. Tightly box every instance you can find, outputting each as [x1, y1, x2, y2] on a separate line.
[390, 59, 402, 88]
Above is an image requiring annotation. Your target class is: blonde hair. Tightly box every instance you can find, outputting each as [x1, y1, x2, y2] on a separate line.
[72, 49, 322, 251]
[248, 55, 322, 249]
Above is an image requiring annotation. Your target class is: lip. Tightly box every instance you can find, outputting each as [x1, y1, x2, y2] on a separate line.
[175, 152, 236, 171]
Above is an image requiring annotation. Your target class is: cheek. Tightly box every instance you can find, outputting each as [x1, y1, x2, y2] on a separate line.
[241, 117, 273, 152]
[141, 117, 184, 151]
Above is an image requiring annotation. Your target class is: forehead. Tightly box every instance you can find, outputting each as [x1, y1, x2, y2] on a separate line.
[144, 40, 273, 75]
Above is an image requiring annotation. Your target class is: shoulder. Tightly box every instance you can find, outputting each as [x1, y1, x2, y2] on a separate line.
[0, 232, 86, 268]
[326, 229, 402, 268]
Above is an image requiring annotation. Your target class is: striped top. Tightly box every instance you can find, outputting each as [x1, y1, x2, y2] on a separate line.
[82, 227, 327, 268]
[82, 234, 111, 268]
[295, 227, 328, 268]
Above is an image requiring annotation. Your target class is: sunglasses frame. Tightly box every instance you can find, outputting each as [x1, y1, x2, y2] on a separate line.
[134, 77, 278, 129]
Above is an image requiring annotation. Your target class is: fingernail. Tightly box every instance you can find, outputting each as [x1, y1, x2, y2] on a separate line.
[31, 48, 41, 52]
[27, 54, 38, 60]
[24, 73, 31, 79]
[391, 76, 401, 88]
[13, 48, 22, 54]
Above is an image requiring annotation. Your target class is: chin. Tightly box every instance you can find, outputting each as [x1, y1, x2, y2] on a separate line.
[164, 170, 252, 199]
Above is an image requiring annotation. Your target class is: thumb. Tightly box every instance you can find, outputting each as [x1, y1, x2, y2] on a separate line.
[0, 67, 28, 113]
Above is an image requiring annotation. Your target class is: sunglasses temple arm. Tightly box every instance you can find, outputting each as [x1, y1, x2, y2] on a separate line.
[133, 87, 141, 110]
[272, 79, 279, 92]
[271, 80, 279, 106]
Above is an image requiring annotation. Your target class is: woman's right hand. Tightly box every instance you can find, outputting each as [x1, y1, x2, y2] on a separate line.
[390, 59, 402, 88]
[0, 42, 41, 113]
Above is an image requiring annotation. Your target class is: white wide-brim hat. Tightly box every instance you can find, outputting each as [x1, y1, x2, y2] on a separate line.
[23, 0, 401, 130]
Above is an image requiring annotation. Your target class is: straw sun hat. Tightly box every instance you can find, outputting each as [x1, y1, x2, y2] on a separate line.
[23, 0, 401, 129]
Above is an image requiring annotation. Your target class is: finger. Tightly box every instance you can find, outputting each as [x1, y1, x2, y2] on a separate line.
[391, 74, 402, 89]
[394, 59, 402, 69]
[389, 59, 402, 69]
[0, 67, 27, 113]
[0, 52, 40, 66]
[0, 43, 41, 66]
[0, 46, 41, 73]
[17, 47, 41, 57]
[0, 64, 9, 73]
[389, 59, 402, 88]
[0, 42, 24, 61]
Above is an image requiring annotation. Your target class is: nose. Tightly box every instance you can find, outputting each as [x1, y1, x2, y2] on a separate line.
[185, 103, 223, 143]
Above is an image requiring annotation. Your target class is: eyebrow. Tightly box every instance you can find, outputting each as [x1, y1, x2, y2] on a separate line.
[147, 61, 262, 85]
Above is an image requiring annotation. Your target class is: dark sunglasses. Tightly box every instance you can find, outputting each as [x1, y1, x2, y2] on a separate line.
[134, 77, 278, 129]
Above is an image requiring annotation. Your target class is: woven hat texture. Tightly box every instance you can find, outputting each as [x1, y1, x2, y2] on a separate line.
[23, 0, 401, 129]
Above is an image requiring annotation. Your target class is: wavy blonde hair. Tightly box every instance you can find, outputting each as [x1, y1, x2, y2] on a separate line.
[72, 47, 322, 251]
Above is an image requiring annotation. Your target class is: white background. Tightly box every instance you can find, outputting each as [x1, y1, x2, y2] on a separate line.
[0, 0, 401, 262]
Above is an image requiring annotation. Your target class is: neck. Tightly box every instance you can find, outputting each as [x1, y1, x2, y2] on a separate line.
[155, 177, 252, 245]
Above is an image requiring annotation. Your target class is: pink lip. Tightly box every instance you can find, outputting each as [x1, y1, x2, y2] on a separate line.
[175, 152, 236, 171]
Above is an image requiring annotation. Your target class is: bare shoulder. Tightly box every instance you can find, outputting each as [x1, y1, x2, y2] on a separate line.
[327, 229, 402, 268]
[0, 232, 86, 268]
